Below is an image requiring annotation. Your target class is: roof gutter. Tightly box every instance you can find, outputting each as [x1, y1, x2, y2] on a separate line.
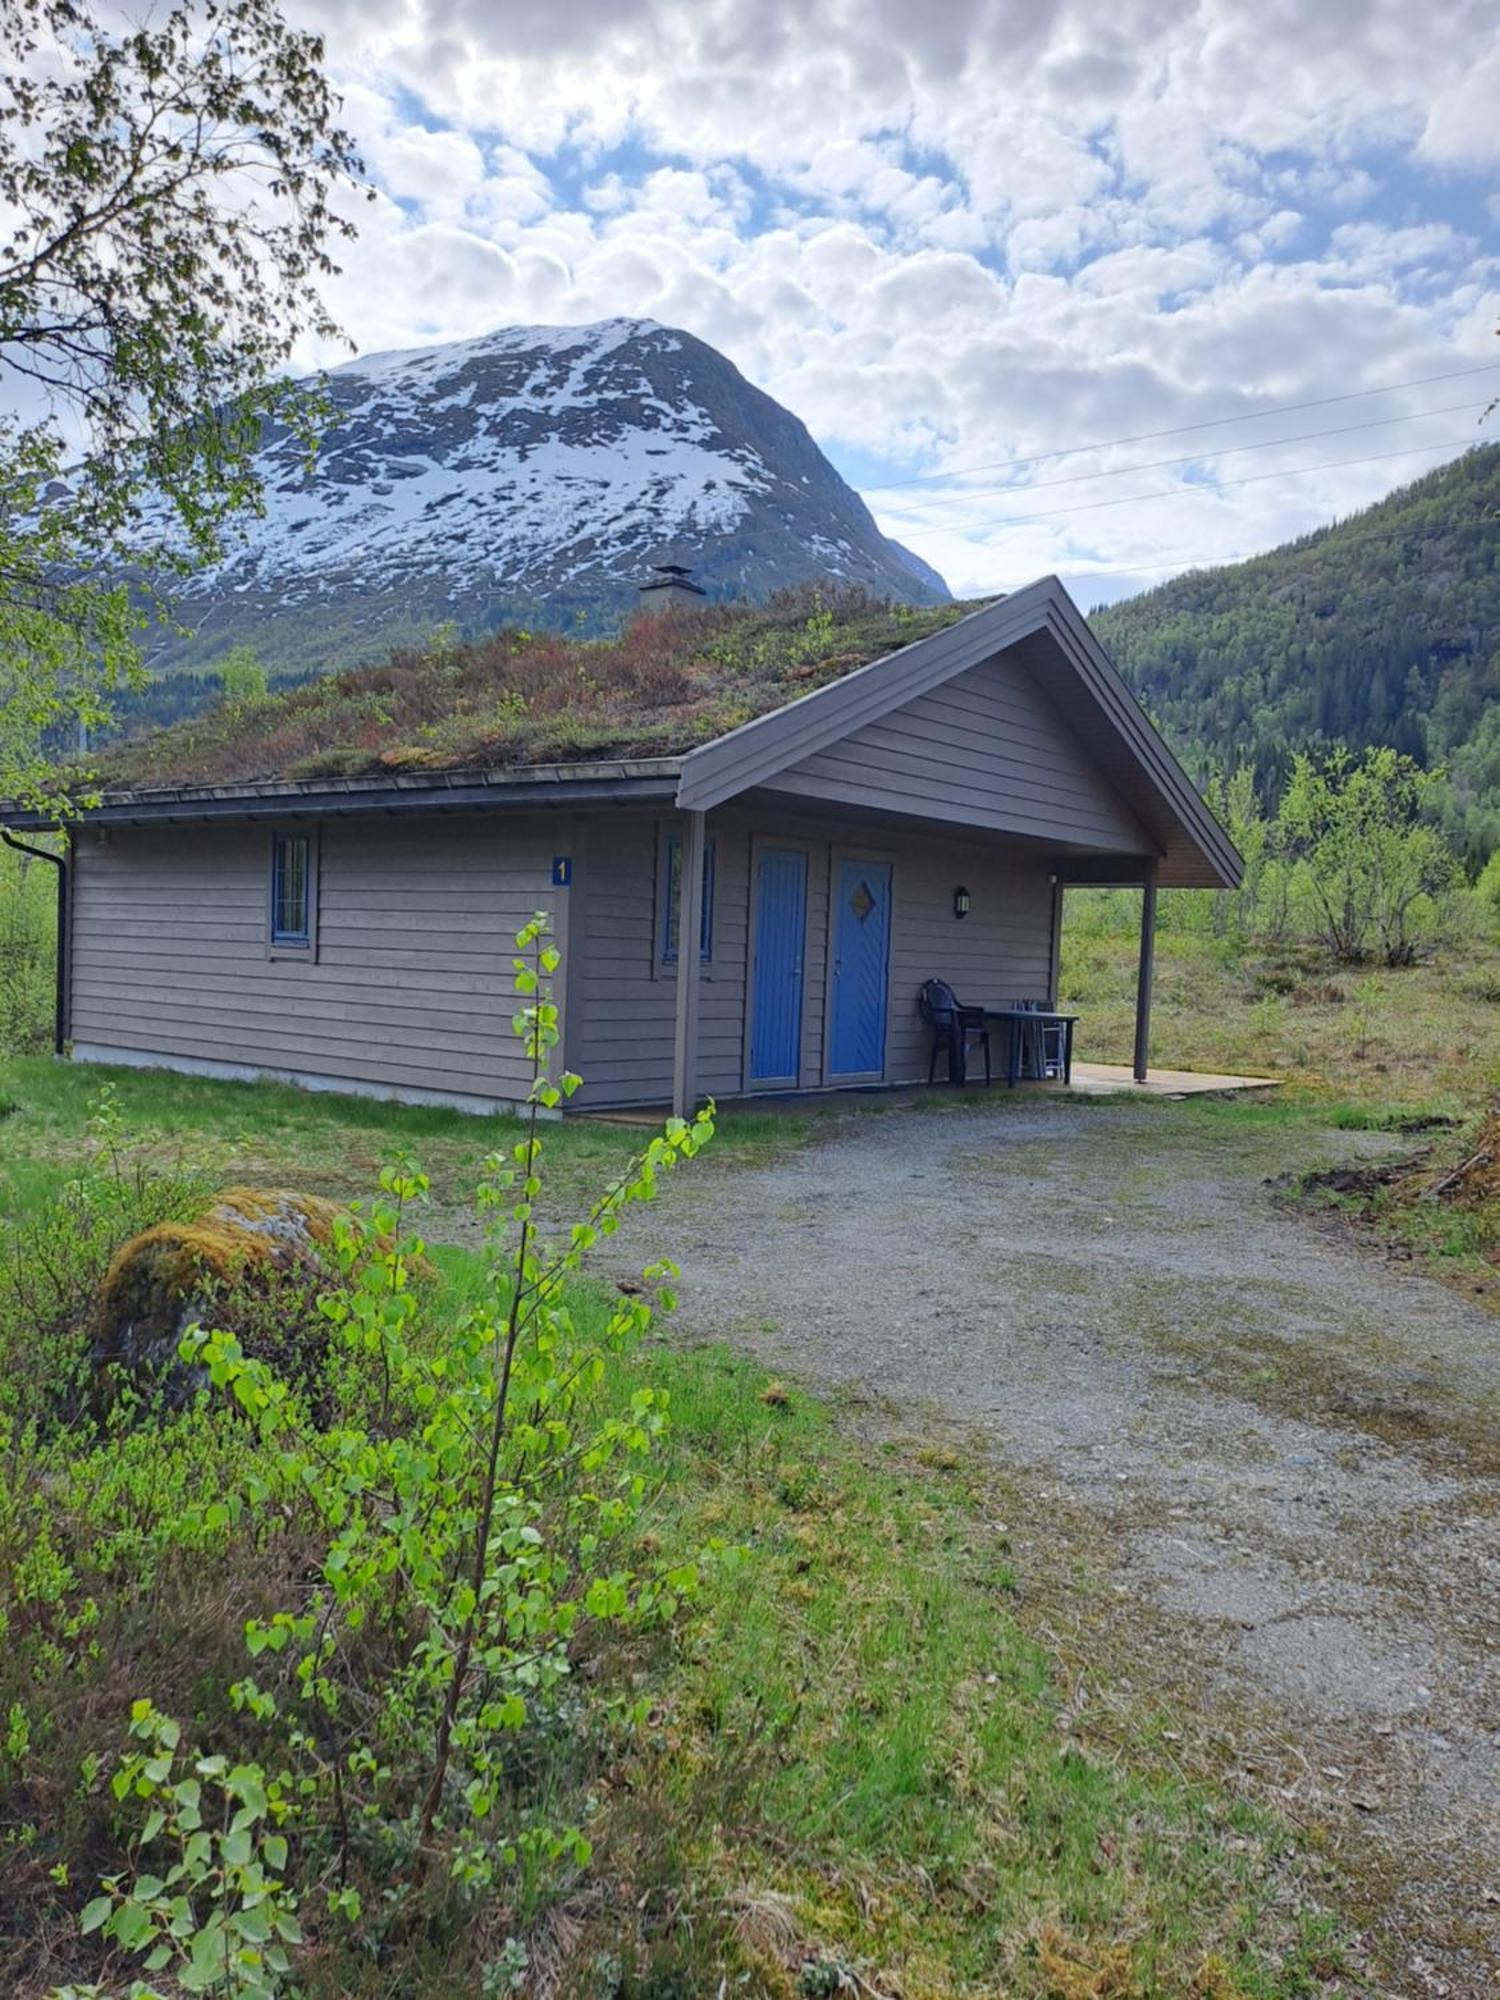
[1, 826, 68, 1056]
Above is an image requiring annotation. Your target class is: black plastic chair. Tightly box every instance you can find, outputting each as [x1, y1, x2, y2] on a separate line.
[918, 978, 991, 1086]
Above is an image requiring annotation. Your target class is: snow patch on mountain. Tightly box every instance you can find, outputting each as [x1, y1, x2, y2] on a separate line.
[142, 317, 948, 674]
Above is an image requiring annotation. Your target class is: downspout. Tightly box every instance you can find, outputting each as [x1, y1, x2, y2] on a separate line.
[2, 825, 69, 1056]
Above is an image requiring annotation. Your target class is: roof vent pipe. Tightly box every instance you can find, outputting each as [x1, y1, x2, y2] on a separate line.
[638, 561, 707, 612]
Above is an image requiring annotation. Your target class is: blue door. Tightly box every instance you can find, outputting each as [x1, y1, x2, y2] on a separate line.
[829, 857, 892, 1079]
[749, 847, 808, 1085]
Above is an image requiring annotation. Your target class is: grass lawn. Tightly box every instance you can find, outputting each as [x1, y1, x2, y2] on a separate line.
[0, 1052, 798, 1238]
[3, 924, 1495, 1994]
[0, 1045, 1366, 1996]
[1062, 924, 1500, 1116]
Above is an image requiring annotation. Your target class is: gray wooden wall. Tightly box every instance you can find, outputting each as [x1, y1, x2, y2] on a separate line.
[69, 815, 556, 1107]
[567, 806, 1055, 1108]
[767, 650, 1152, 851]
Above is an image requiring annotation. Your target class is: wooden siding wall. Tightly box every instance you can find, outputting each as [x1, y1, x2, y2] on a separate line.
[568, 813, 758, 1105]
[569, 808, 1053, 1108]
[765, 650, 1151, 852]
[69, 806, 1057, 1114]
[70, 817, 555, 1102]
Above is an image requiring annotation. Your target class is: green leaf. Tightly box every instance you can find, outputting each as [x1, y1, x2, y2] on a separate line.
[233, 1904, 272, 1943]
[79, 1895, 113, 1935]
[112, 1898, 155, 1950]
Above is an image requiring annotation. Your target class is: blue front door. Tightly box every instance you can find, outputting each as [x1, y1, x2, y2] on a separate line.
[749, 847, 808, 1085]
[829, 857, 892, 1079]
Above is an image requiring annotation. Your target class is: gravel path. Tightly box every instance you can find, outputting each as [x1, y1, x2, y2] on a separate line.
[619, 1098, 1500, 1996]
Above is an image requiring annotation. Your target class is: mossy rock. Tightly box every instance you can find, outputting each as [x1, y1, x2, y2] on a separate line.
[94, 1188, 348, 1409]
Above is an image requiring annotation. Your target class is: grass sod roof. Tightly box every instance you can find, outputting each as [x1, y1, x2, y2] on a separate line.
[97, 588, 977, 794]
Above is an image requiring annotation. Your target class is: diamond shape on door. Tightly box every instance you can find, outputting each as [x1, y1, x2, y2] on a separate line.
[848, 879, 875, 923]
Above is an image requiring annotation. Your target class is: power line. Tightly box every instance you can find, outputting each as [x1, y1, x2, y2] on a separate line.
[861, 361, 1500, 492]
[904, 436, 1477, 536]
[885, 398, 1485, 518]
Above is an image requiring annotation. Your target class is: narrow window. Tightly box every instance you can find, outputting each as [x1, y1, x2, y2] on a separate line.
[660, 831, 715, 965]
[270, 832, 312, 948]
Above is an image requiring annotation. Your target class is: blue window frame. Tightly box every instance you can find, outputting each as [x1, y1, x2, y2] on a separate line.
[270, 832, 312, 948]
[660, 830, 715, 965]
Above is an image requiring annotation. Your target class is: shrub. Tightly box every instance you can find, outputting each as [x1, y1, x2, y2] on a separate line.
[0, 1085, 212, 1430]
[0, 840, 57, 1056]
[1276, 747, 1462, 965]
[1476, 849, 1500, 929]
[10, 919, 718, 1996]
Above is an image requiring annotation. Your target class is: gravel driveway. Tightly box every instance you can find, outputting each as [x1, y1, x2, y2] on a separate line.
[624, 1097, 1500, 1996]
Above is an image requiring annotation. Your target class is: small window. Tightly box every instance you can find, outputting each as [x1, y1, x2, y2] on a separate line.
[660, 830, 715, 965]
[270, 832, 313, 949]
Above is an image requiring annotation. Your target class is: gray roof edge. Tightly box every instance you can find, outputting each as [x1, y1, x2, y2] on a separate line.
[0, 757, 683, 830]
[1040, 596, 1243, 889]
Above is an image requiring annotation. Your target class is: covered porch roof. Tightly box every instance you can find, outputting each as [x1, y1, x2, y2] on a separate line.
[676, 577, 1241, 891]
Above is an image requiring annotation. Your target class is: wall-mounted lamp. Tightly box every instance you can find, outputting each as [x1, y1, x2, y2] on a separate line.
[953, 885, 971, 920]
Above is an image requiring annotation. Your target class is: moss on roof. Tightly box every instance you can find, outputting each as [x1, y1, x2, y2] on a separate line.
[99, 587, 978, 793]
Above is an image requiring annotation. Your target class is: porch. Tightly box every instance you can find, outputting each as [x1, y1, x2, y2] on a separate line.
[1046, 1061, 1276, 1097]
[663, 806, 1184, 1118]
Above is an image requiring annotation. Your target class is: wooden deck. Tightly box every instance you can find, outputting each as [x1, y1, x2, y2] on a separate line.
[1045, 1061, 1277, 1097]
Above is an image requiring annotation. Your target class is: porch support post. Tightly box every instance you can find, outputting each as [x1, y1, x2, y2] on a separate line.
[1133, 859, 1158, 1084]
[671, 809, 707, 1119]
[1047, 875, 1064, 1007]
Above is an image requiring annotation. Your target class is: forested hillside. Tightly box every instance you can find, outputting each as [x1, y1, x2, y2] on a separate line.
[1091, 446, 1500, 860]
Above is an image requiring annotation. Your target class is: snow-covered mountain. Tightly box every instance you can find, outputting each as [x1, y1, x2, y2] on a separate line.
[148, 318, 948, 674]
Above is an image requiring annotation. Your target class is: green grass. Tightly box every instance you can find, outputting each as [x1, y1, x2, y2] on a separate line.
[535, 1336, 1351, 1996]
[1060, 920, 1500, 1116]
[0, 1052, 796, 1235]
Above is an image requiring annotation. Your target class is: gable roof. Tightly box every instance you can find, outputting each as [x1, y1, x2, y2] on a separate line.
[0, 577, 1240, 887]
[677, 576, 1241, 888]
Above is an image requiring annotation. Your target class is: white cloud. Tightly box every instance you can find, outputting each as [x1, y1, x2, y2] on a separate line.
[1418, 44, 1500, 165]
[258, 0, 1500, 597]
[1328, 219, 1473, 279]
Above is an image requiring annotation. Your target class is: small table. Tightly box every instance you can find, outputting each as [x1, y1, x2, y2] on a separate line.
[980, 1007, 1078, 1088]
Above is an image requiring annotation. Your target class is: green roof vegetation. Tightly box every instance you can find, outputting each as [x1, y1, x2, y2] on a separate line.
[98, 588, 975, 792]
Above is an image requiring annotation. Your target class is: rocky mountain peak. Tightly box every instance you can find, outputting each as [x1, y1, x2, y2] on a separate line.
[147, 317, 948, 675]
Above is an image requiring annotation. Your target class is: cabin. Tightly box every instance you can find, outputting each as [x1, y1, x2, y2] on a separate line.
[0, 577, 1241, 1117]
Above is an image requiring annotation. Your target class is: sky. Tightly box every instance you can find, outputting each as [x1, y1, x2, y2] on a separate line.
[208, 2, 1500, 602]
